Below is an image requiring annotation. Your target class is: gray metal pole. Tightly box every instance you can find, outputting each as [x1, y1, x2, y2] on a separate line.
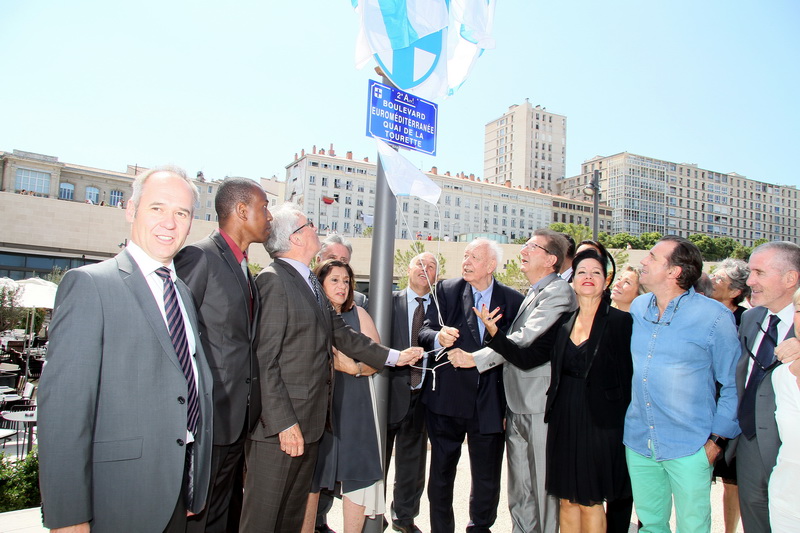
[363, 78, 398, 533]
[592, 169, 600, 241]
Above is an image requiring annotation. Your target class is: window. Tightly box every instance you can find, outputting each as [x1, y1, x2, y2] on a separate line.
[322, 177, 328, 186]
[344, 208, 351, 218]
[59, 183, 75, 200]
[334, 179, 341, 189]
[309, 175, 316, 184]
[15, 168, 50, 195]
[110, 190, 124, 206]
[85, 186, 100, 204]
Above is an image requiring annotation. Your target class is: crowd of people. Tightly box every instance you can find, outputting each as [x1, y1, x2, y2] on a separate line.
[35, 166, 800, 533]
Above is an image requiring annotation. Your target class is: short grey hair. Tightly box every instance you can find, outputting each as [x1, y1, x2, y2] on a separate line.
[319, 234, 353, 258]
[131, 165, 199, 213]
[409, 251, 437, 269]
[533, 228, 567, 272]
[264, 202, 305, 258]
[751, 241, 800, 280]
[715, 258, 751, 304]
[468, 238, 503, 273]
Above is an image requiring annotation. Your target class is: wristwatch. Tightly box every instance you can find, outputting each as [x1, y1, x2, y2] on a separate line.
[708, 434, 728, 450]
[355, 362, 363, 378]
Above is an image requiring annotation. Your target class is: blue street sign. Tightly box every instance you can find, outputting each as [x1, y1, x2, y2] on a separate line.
[366, 80, 438, 156]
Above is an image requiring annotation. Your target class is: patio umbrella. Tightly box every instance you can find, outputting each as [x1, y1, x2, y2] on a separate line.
[17, 278, 59, 374]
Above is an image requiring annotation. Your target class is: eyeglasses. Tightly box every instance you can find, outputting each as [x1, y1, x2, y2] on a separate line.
[291, 221, 315, 235]
[743, 338, 781, 372]
[522, 241, 553, 255]
[644, 291, 688, 326]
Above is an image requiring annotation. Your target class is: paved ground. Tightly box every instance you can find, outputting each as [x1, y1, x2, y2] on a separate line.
[1, 442, 742, 532]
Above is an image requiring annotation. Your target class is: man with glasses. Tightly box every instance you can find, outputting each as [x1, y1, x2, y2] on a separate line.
[624, 236, 740, 532]
[448, 229, 576, 533]
[727, 241, 800, 532]
[240, 203, 422, 533]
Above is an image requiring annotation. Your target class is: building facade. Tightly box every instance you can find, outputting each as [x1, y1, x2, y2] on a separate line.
[284, 144, 610, 243]
[483, 100, 567, 193]
[558, 152, 800, 246]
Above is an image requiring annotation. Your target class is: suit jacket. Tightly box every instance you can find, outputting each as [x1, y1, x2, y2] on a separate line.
[486, 301, 633, 428]
[386, 289, 438, 425]
[727, 306, 794, 466]
[250, 258, 390, 445]
[418, 277, 523, 434]
[38, 249, 214, 532]
[473, 272, 578, 414]
[175, 230, 262, 444]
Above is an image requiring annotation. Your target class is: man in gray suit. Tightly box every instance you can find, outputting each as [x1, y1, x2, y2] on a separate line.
[450, 229, 577, 533]
[240, 203, 422, 533]
[175, 178, 272, 532]
[39, 167, 214, 533]
[386, 252, 438, 533]
[730, 241, 800, 532]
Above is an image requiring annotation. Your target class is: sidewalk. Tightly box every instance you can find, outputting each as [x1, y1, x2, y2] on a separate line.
[1, 441, 741, 532]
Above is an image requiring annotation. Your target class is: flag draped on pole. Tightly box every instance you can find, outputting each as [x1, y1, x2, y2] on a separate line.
[375, 138, 441, 205]
[352, 0, 496, 100]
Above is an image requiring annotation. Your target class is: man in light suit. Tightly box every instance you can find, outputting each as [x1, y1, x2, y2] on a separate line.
[449, 229, 577, 533]
[729, 241, 800, 532]
[240, 203, 422, 533]
[175, 178, 272, 532]
[386, 252, 439, 533]
[418, 238, 524, 533]
[38, 167, 214, 533]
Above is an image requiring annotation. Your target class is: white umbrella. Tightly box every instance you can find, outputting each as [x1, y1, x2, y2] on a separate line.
[17, 278, 58, 309]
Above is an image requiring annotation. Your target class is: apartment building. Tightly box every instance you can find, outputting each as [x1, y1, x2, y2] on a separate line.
[483, 100, 567, 193]
[558, 152, 799, 246]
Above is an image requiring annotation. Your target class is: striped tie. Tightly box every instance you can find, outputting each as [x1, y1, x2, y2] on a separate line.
[156, 267, 199, 435]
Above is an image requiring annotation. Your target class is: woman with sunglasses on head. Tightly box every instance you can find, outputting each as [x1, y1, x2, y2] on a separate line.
[301, 259, 383, 533]
[473, 249, 633, 533]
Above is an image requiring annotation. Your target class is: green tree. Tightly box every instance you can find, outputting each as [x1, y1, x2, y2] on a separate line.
[393, 241, 446, 289]
[714, 237, 739, 260]
[494, 259, 529, 294]
[248, 262, 263, 276]
[0, 286, 26, 333]
[362, 226, 374, 237]
[753, 238, 769, 248]
[605, 232, 643, 250]
[639, 232, 663, 249]
[689, 234, 718, 261]
[44, 266, 66, 285]
[731, 244, 752, 260]
[549, 222, 593, 244]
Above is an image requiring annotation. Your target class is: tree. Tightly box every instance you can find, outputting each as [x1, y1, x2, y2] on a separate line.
[362, 226, 374, 237]
[393, 241, 446, 289]
[688, 234, 717, 261]
[248, 262, 264, 276]
[494, 259, 529, 294]
[605, 232, 642, 250]
[44, 266, 66, 285]
[0, 285, 26, 333]
[549, 222, 592, 244]
[639, 232, 663, 249]
[714, 237, 739, 261]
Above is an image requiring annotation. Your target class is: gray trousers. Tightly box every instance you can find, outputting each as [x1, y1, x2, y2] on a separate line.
[736, 434, 773, 533]
[506, 410, 559, 533]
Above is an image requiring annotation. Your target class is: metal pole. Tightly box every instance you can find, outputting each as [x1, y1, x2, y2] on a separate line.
[592, 169, 600, 241]
[363, 75, 398, 533]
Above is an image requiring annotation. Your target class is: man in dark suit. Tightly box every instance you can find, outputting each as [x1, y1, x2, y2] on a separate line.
[39, 167, 214, 532]
[386, 251, 439, 533]
[729, 241, 800, 532]
[240, 203, 422, 533]
[449, 230, 577, 533]
[418, 238, 524, 533]
[175, 178, 272, 532]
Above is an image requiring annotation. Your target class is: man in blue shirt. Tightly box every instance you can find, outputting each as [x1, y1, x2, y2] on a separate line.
[624, 236, 740, 533]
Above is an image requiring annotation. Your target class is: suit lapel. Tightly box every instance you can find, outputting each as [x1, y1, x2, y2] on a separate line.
[396, 290, 410, 347]
[274, 258, 331, 330]
[553, 311, 577, 381]
[583, 301, 610, 377]
[116, 250, 184, 374]
[211, 231, 251, 313]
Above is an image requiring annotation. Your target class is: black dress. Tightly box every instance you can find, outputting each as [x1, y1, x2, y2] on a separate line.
[545, 338, 630, 506]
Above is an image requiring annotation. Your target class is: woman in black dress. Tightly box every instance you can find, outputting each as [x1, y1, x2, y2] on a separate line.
[476, 249, 633, 532]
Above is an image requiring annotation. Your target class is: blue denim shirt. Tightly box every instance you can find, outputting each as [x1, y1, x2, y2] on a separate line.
[623, 287, 741, 461]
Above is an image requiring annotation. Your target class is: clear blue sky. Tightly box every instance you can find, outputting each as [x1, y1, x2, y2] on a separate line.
[2, 0, 798, 186]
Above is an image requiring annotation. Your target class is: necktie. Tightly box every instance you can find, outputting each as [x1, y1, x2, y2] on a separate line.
[409, 297, 425, 388]
[309, 272, 327, 311]
[155, 267, 199, 435]
[740, 314, 780, 438]
[474, 291, 485, 340]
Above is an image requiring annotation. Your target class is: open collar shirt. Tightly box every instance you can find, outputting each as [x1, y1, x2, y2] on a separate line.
[623, 287, 741, 461]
